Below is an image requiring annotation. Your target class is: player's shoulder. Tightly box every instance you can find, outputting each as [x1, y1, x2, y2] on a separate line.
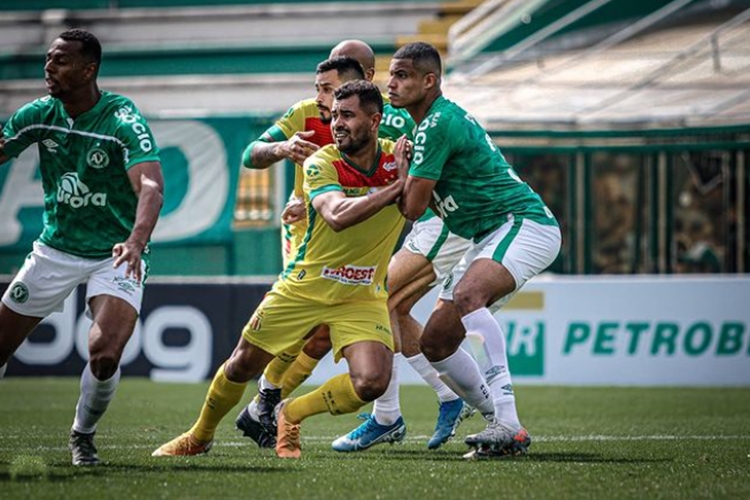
[98, 91, 144, 117]
[11, 95, 55, 120]
[378, 137, 397, 154]
[418, 96, 465, 137]
[284, 98, 319, 118]
[308, 143, 340, 165]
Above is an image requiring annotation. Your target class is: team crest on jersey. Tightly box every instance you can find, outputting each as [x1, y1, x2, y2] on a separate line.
[305, 164, 321, 178]
[87, 147, 110, 169]
[8, 282, 29, 304]
[249, 309, 264, 331]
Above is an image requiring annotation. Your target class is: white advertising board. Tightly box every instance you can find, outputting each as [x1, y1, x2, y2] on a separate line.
[309, 275, 750, 387]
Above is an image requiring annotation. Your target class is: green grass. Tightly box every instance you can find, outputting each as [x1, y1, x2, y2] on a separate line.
[1, 379, 749, 499]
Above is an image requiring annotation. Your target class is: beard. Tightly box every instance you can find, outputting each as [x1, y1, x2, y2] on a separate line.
[336, 132, 369, 155]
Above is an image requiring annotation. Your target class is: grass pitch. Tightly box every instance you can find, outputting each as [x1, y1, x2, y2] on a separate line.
[1, 379, 749, 499]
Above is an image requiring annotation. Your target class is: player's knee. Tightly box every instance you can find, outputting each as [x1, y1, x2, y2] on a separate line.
[350, 372, 389, 402]
[89, 352, 120, 380]
[419, 334, 443, 361]
[452, 287, 486, 317]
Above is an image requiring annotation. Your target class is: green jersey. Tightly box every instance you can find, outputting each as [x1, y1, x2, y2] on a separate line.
[379, 103, 415, 141]
[1, 91, 160, 258]
[408, 95, 557, 240]
[381, 99, 438, 222]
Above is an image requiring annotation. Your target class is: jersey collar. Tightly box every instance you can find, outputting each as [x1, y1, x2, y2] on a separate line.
[341, 142, 383, 177]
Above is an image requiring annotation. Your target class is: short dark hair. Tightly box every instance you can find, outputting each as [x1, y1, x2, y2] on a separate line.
[316, 56, 365, 82]
[59, 29, 102, 70]
[334, 80, 383, 115]
[393, 42, 442, 76]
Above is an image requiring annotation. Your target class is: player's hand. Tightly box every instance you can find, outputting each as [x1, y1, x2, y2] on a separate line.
[112, 239, 145, 283]
[281, 196, 306, 224]
[394, 135, 413, 180]
[282, 130, 319, 164]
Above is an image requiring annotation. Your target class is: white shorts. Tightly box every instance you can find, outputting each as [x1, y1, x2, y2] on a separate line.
[402, 216, 471, 285]
[2, 242, 145, 318]
[439, 216, 561, 311]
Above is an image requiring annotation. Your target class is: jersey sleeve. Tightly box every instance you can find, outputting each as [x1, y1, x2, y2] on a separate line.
[271, 103, 306, 142]
[304, 153, 341, 201]
[1, 101, 42, 158]
[408, 111, 453, 181]
[113, 101, 161, 169]
[242, 104, 305, 168]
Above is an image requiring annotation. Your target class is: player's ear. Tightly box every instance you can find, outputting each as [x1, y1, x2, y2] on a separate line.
[371, 111, 382, 132]
[82, 62, 98, 83]
[424, 72, 438, 91]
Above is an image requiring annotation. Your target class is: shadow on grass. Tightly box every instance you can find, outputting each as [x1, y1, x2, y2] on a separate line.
[350, 449, 673, 464]
[0, 462, 287, 483]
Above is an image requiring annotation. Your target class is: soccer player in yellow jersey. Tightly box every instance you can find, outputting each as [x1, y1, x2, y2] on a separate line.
[239, 40, 474, 452]
[236, 56, 366, 444]
[153, 80, 406, 459]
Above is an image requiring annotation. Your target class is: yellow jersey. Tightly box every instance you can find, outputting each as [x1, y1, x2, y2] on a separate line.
[275, 138, 405, 304]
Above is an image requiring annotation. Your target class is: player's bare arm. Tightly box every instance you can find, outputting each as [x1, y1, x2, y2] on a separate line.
[312, 179, 404, 232]
[249, 130, 320, 168]
[112, 160, 164, 282]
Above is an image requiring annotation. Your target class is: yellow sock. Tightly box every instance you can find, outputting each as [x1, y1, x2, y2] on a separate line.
[263, 338, 307, 387]
[281, 351, 320, 399]
[189, 363, 247, 442]
[284, 373, 366, 424]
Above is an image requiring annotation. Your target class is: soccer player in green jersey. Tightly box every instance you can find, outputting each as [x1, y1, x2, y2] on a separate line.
[388, 42, 561, 458]
[330, 41, 474, 453]
[0, 29, 164, 466]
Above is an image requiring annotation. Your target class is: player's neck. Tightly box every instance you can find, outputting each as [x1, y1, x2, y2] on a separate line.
[61, 85, 102, 119]
[344, 139, 379, 171]
[407, 90, 441, 125]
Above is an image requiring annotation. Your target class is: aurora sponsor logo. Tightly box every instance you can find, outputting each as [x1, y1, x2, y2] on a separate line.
[321, 264, 377, 285]
[432, 191, 459, 218]
[57, 172, 107, 208]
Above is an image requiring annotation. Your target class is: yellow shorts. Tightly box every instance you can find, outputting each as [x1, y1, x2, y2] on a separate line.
[242, 289, 394, 362]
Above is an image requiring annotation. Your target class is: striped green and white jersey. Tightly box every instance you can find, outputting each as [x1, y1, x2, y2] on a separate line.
[1, 92, 160, 258]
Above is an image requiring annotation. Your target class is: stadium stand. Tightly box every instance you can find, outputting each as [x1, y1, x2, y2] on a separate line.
[1, 0, 747, 276]
[441, 0, 750, 275]
[0, 1, 448, 115]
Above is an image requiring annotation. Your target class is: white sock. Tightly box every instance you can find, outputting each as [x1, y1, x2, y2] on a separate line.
[462, 307, 521, 430]
[72, 363, 121, 435]
[258, 374, 278, 392]
[373, 353, 401, 425]
[0, 363, 6, 379]
[406, 353, 458, 402]
[247, 397, 260, 419]
[430, 348, 494, 419]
